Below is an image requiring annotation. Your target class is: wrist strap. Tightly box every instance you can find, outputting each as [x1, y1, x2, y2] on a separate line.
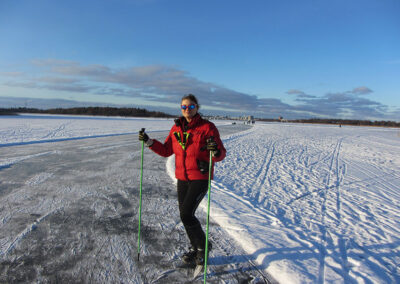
[145, 139, 154, 147]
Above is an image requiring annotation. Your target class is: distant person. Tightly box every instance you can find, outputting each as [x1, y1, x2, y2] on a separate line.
[138, 94, 226, 266]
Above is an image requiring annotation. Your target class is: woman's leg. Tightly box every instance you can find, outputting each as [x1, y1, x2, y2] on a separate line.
[177, 179, 208, 250]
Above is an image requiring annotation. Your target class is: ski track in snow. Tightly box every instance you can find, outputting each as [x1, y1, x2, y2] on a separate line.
[0, 114, 182, 147]
[201, 123, 400, 284]
[0, 115, 400, 283]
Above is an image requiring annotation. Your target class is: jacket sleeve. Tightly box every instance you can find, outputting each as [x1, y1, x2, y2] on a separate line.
[209, 123, 226, 163]
[149, 129, 174, 157]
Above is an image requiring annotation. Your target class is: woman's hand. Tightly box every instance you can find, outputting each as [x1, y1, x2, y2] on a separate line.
[138, 129, 149, 142]
[206, 137, 220, 157]
[139, 129, 153, 146]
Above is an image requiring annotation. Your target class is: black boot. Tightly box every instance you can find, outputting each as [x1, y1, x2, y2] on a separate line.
[182, 246, 197, 264]
[195, 241, 212, 265]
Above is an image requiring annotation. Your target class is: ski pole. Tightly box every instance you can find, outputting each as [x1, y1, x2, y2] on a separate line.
[137, 128, 145, 261]
[203, 144, 214, 283]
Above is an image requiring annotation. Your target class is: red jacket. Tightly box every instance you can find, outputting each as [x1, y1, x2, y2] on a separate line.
[149, 114, 226, 181]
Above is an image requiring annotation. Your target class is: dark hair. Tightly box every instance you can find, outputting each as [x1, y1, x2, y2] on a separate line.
[181, 94, 200, 109]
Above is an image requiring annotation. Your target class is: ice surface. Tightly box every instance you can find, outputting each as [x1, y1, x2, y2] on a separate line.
[1, 114, 399, 283]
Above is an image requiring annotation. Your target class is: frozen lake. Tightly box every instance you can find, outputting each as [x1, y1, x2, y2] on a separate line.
[1, 115, 399, 283]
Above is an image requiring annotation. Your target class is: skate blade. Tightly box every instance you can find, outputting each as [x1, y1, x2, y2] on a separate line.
[193, 264, 204, 279]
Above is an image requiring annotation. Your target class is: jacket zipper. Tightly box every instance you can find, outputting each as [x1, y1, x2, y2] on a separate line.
[180, 127, 189, 181]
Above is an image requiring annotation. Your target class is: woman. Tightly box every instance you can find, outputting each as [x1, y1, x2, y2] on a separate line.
[138, 94, 226, 265]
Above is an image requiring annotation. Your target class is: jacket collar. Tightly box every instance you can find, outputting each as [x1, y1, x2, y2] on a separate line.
[175, 114, 202, 131]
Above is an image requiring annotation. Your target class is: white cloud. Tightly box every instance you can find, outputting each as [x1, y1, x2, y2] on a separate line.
[0, 71, 24, 77]
[286, 89, 316, 99]
[350, 86, 373, 95]
[0, 59, 397, 121]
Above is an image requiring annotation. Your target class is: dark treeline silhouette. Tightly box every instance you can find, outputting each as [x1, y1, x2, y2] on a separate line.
[1, 108, 399, 127]
[290, 118, 400, 127]
[254, 117, 400, 127]
[0, 107, 174, 118]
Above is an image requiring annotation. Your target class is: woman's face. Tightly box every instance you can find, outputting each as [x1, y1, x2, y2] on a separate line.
[181, 98, 198, 121]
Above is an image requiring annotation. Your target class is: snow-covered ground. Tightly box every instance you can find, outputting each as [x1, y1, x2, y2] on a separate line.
[0, 114, 180, 146]
[1, 114, 399, 283]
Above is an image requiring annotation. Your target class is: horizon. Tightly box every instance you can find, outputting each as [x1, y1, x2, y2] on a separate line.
[1, 0, 399, 121]
[3, 106, 400, 124]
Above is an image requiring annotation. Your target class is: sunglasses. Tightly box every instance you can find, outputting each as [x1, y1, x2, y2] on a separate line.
[181, 104, 196, 110]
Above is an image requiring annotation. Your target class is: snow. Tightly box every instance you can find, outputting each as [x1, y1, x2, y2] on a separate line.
[0, 114, 177, 146]
[1, 114, 399, 283]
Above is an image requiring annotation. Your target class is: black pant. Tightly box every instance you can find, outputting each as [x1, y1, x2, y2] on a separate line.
[177, 179, 208, 250]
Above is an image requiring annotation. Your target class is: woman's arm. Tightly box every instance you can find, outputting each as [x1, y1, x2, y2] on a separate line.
[149, 130, 174, 157]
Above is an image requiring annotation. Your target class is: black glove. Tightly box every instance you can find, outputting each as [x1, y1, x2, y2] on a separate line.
[197, 159, 209, 175]
[206, 137, 220, 157]
[138, 129, 149, 142]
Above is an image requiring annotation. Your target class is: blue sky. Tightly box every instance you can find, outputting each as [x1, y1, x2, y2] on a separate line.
[1, 0, 399, 120]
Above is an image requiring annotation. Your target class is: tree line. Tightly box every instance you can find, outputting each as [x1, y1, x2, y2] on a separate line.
[290, 118, 400, 127]
[254, 117, 400, 127]
[0, 107, 175, 118]
[1, 107, 399, 127]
